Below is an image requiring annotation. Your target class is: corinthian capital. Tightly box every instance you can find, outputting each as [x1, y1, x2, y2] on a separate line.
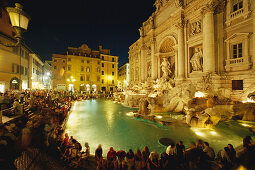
[201, 0, 219, 14]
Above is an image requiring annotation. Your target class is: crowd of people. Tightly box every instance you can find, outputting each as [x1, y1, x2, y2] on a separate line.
[1, 90, 255, 170]
[45, 131, 255, 170]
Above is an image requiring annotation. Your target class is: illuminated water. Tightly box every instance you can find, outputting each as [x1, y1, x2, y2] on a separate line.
[65, 99, 255, 156]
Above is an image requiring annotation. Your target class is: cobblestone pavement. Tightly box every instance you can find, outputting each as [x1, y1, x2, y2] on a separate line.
[14, 147, 71, 170]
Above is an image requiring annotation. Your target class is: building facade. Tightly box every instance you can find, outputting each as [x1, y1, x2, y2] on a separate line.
[118, 62, 129, 91]
[0, 6, 45, 92]
[52, 44, 118, 93]
[29, 54, 44, 89]
[129, 0, 255, 101]
[43, 60, 52, 89]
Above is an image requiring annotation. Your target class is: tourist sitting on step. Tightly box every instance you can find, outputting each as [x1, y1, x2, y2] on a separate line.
[148, 150, 160, 170]
[126, 149, 135, 170]
[107, 147, 117, 169]
[203, 142, 215, 160]
[115, 150, 126, 170]
[141, 146, 150, 169]
[134, 149, 142, 170]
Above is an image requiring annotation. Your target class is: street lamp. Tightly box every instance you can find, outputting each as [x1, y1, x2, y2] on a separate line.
[6, 3, 31, 41]
[0, 3, 31, 90]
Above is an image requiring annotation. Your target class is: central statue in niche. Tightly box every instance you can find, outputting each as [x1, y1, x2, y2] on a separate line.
[154, 57, 174, 90]
[161, 57, 171, 79]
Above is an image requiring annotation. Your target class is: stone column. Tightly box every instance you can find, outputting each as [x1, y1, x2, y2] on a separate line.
[202, 2, 217, 73]
[151, 38, 157, 80]
[176, 19, 185, 79]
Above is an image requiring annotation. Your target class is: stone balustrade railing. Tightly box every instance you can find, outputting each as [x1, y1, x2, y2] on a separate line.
[229, 57, 244, 64]
[230, 8, 244, 19]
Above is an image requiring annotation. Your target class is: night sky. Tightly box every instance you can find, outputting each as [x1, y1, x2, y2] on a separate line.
[10, 0, 156, 66]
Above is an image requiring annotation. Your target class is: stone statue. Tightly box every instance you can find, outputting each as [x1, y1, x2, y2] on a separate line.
[161, 58, 171, 78]
[139, 27, 144, 37]
[147, 63, 151, 78]
[190, 48, 203, 71]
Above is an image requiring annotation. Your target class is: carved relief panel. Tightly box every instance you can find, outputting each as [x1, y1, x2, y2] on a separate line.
[189, 20, 202, 36]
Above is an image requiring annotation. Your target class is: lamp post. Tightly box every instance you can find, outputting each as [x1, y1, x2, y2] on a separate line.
[0, 3, 31, 90]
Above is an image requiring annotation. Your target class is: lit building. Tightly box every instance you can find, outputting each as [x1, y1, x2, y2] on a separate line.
[52, 44, 118, 93]
[129, 0, 255, 101]
[118, 62, 129, 91]
[0, 6, 30, 91]
[29, 53, 44, 89]
[43, 60, 52, 89]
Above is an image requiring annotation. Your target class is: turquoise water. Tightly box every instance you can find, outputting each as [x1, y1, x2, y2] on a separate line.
[65, 99, 255, 156]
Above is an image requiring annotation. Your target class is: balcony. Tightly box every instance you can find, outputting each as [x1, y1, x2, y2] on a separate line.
[230, 8, 244, 19]
[225, 56, 251, 72]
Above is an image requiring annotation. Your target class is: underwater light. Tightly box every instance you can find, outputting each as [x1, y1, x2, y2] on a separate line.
[210, 131, 217, 135]
[156, 115, 163, 119]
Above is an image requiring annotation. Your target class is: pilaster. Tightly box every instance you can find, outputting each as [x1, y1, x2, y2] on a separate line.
[175, 16, 185, 79]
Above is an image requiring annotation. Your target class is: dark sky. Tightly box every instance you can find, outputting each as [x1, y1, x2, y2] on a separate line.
[11, 0, 155, 66]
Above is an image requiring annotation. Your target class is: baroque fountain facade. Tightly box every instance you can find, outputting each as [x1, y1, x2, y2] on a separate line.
[118, 0, 255, 128]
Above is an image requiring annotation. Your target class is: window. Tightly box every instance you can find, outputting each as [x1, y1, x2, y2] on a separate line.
[54, 66, 57, 70]
[102, 79, 104, 84]
[33, 68, 35, 73]
[16, 65, 19, 73]
[81, 66, 84, 72]
[112, 80, 114, 84]
[112, 64, 114, 68]
[25, 67, 28, 75]
[63, 66, 65, 70]
[112, 72, 114, 76]
[87, 60, 90, 63]
[98, 61, 100, 65]
[86, 75, 90, 81]
[233, 43, 242, 58]
[25, 52, 29, 60]
[233, 0, 243, 12]
[86, 67, 90, 72]
[81, 59, 84, 63]
[102, 71, 104, 75]
[20, 49, 24, 58]
[110, 87, 114, 91]
[112, 57, 114, 62]
[80, 75, 84, 81]
[20, 66, 24, 74]
[68, 58, 71, 61]
[12, 64, 15, 72]
[97, 76, 100, 82]
[68, 65, 71, 71]
[102, 63, 104, 67]
[102, 56, 104, 60]
[63, 60, 65, 63]
[102, 87, 106, 91]
[232, 80, 243, 90]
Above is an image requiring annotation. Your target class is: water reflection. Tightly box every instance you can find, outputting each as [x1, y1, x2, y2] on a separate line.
[65, 100, 255, 156]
